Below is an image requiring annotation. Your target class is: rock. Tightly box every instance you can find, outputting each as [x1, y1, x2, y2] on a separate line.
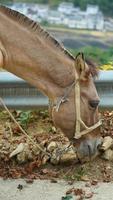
[42, 155, 50, 165]
[50, 150, 60, 165]
[50, 145, 78, 164]
[81, 175, 89, 182]
[32, 146, 40, 156]
[9, 143, 25, 158]
[17, 144, 33, 163]
[60, 153, 77, 163]
[4, 142, 10, 150]
[50, 157, 60, 165]
[9, 142, 33, 163]
[100, 136, 113, 151]
[17, 151, 27, 163]
[60, 148, 77, 163]
[47, 141, 58, 152]
[51, 126, 57, 133]
[102, 149, 113, 161]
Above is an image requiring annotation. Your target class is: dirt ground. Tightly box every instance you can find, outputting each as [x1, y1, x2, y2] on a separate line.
[0, 108, 113, 183]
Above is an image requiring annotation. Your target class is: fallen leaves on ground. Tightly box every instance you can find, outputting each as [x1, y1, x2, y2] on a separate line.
[100, 111, 113, 138]
[0, 109, 113, 181]
[66, 187, 94, 199]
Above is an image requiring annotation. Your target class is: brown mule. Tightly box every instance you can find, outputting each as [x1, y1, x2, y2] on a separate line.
[0, 6, 102, 161]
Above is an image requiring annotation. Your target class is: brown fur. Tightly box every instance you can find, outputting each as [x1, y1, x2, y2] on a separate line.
[0, 6, 100, 141]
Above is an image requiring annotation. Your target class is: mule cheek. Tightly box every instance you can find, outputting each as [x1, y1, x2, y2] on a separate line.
[51, 100, 75, 140]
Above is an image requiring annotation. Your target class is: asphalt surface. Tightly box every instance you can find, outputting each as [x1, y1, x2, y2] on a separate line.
[0, 179, 113, 200]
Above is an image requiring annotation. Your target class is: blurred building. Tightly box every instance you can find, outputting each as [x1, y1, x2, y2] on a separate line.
[6, 2, 107, 31]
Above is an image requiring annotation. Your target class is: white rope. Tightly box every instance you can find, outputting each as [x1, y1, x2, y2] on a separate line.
[0, 97, 50, 156]
[75, 80, 81, 138]
[74, 76, 102, 139]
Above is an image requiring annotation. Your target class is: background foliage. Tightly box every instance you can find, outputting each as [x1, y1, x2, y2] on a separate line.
[70, 47, 113, 65]
[70, 46, 113, 69]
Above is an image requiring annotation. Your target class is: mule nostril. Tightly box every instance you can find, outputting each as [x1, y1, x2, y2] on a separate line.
[95, 137, 103, 150]
[89, 100, 100, 108]
[87, 143, 94, 156]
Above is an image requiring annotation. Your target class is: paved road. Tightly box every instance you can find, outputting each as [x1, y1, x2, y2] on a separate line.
[0, 179, 113, 200]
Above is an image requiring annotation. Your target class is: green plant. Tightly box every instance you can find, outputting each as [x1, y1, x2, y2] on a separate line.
[70, 46, 113, 65]
[0, 110, 9, 120]
[63, 166, 86, 181]
[75, 167, 86, 181]
[18, 111, 32, 129]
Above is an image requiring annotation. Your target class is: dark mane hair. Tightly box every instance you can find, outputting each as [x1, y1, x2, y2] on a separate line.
[85, 58, 98, 77]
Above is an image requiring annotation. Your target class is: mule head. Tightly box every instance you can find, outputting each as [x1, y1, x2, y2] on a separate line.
[51, 52, 102, 162]
[73, 52, 102, 161]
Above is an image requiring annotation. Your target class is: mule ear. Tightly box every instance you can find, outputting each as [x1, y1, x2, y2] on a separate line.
[75, 52, 85, 74]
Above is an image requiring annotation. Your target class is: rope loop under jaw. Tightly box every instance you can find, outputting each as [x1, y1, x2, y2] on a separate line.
[74, 119, 102, 139]
[74, 77, 102, 140]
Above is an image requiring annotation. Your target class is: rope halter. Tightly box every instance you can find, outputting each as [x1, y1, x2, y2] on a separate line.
[74, 79, 101, 139]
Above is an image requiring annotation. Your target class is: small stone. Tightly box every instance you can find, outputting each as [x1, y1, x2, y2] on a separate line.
[17, 152, 27, 163]
[100, 136, 113, 151]
[60, 152, 77, 163]
[4, 142, 10, 150]
[32, 146, 40, 156]
[42, 155, 50, 165]
[81, 175, 89, 182]
[102, 149, 113, 161]
[50, 151, 60, 165]
[47, 141, 58, 152]
[51, 126, 57, 133]
[27, 151, 33, 160]
[9, 143, 25, 158]
[17, 144, 33, 163]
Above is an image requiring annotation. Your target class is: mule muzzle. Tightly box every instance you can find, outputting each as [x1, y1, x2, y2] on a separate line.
[76, 137, 103, 162]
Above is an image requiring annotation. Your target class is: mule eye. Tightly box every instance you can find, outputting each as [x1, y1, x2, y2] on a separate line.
[89, 100, 100, 109]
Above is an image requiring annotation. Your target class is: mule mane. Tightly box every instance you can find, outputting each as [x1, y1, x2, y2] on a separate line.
[0, 5, 98, 77]
[85, 58, 98, 77]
